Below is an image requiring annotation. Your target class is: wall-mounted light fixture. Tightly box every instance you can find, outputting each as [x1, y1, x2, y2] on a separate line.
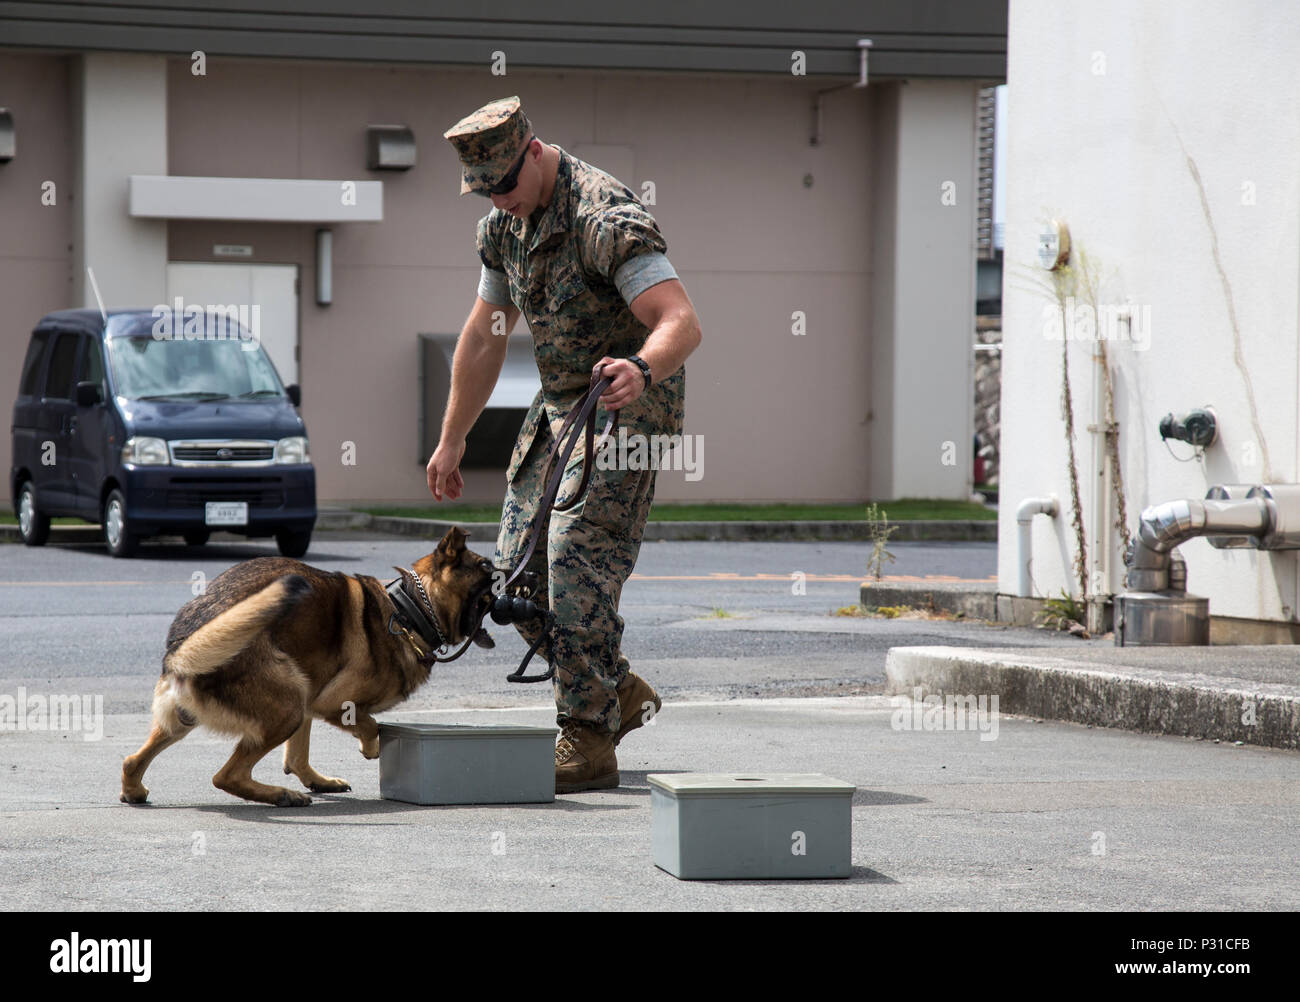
[0, 109, 14, 162]
[316, 228, 332, 306]
[367, 125, 415, 171]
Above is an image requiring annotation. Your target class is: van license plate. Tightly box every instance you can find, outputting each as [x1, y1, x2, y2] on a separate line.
[205, 502, 248, 526]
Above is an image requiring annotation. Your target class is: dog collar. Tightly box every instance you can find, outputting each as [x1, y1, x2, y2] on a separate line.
[386, 567, 445, 656]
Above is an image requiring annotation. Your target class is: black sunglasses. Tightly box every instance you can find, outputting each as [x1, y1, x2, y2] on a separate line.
[481, 136, 534, 197]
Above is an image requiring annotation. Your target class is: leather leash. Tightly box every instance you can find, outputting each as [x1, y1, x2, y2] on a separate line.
[501, 366, 617, 593]
[385, 367, 618, 682]
[496, 366, 617, 682]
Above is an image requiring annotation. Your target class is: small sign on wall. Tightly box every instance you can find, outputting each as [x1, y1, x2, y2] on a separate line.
[213, 244, 253, 258]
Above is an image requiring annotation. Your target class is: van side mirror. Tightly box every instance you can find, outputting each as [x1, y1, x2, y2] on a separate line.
[287, 384, 301, 407]
[75, 381, 103, 407]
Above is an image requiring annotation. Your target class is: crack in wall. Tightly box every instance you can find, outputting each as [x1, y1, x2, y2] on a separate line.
[1173, 132, 1275, 483]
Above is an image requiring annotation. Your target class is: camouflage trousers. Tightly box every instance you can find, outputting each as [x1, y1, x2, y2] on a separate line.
[495, 415, 657, 735]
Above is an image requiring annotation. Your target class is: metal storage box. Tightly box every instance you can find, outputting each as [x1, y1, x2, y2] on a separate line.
[378, 722, 556, 805]
[1113, 592, 1210, 646]
[649, 773, 854, 880]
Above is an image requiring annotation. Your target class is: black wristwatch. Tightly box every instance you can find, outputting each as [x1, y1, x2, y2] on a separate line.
[627, 355, 652, 390]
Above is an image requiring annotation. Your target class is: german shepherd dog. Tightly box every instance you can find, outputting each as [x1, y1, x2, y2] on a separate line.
[120, 527, 497, 807]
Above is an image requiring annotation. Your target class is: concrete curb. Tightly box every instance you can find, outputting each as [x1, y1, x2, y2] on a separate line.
[318, 510, 997, 543]
[885, 645, 1300, 750]
[368, 516, 500, 542]
[860, 581, 997, 619]
[3, 513, 996, 546]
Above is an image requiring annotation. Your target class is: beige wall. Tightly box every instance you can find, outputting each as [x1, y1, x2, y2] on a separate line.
[164, 59, 877, 504]
[72, 52, 167, 310]
[0, 52, 74, 500]
[871, 79, 980, 500]
[1, 50, 984, 510]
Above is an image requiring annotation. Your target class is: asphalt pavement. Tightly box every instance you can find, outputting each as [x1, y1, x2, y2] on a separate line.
[0, 534, 1295, 910]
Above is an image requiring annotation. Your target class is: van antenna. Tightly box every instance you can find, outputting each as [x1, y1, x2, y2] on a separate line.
[86, 266, 107, 323]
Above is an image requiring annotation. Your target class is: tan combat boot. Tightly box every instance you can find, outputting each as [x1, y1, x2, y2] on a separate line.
[615, 672, 662, 746]
[555, 721, 619, 794]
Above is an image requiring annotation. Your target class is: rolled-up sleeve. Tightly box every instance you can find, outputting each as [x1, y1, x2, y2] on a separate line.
[477, 264, 511, 305]
[581, 202, 671, 299]
[474, 213, 512, 305]
[613, 251, 678, 306]
[475, 214, 503, 271]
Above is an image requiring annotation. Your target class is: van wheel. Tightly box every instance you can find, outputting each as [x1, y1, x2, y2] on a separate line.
[17, 482, 50, 546]
[276, 529, 311, 558]
[103, 489, 138, 558]
[184, 530, 210, 547]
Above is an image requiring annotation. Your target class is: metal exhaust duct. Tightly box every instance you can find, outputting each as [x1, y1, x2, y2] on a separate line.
[1116, 483, 1300, 646]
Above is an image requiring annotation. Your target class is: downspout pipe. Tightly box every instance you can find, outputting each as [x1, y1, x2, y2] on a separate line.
[1017, 495, 1059, 597]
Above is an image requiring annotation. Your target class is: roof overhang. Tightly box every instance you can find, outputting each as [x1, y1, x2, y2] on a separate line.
[0, 2, 1006, 80]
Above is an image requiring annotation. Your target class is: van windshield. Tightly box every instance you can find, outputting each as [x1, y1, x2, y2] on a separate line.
[107, 336, 285, 402]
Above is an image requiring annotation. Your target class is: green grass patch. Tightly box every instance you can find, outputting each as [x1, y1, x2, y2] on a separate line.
[355, 497, 995, 523]
[0, 513, 87, 526]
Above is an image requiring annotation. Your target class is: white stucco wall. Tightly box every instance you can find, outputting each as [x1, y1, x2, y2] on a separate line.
[999, 0, 1300, 621]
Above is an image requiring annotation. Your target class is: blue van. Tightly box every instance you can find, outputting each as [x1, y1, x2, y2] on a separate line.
[11, 308, 315, 558]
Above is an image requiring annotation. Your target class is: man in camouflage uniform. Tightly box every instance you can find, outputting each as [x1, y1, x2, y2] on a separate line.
[428, 97, 702, 793]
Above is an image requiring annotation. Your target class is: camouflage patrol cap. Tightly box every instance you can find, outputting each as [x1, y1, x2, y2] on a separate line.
[443, 96, 533, 195]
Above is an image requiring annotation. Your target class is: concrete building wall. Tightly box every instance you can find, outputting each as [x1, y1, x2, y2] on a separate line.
[72, 53, 168, 311]
[0, 53, 75, 491]
[998, 0, 1300, 622]
[2, 46, 986, 511]
[164, 59, 882, 504]
[872, 78, 979, 499]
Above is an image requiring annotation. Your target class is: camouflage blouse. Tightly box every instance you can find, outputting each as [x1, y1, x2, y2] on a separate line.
[475, 147, 686, 482]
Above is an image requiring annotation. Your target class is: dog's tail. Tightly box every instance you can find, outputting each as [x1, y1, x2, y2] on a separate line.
[165, 574, 311, 677]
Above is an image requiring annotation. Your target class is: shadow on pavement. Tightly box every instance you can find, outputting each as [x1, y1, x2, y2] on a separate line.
[680, 865, 898, 886]
[853, 790, 927, 806]
[166, 794, 640, 821]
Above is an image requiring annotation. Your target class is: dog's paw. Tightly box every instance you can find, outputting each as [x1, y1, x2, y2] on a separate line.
[120, 788, 149, 805]
[273, 789, 313, 807]
[308, 777, 351, 794]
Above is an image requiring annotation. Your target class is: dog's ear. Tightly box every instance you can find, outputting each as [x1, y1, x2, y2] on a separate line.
[435, 526, 468, 563]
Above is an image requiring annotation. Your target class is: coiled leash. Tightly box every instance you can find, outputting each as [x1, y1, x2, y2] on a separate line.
[493, 365, 618, 683]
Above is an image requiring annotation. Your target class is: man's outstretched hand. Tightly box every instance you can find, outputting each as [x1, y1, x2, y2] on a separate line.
[427, 438, 466, 501]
